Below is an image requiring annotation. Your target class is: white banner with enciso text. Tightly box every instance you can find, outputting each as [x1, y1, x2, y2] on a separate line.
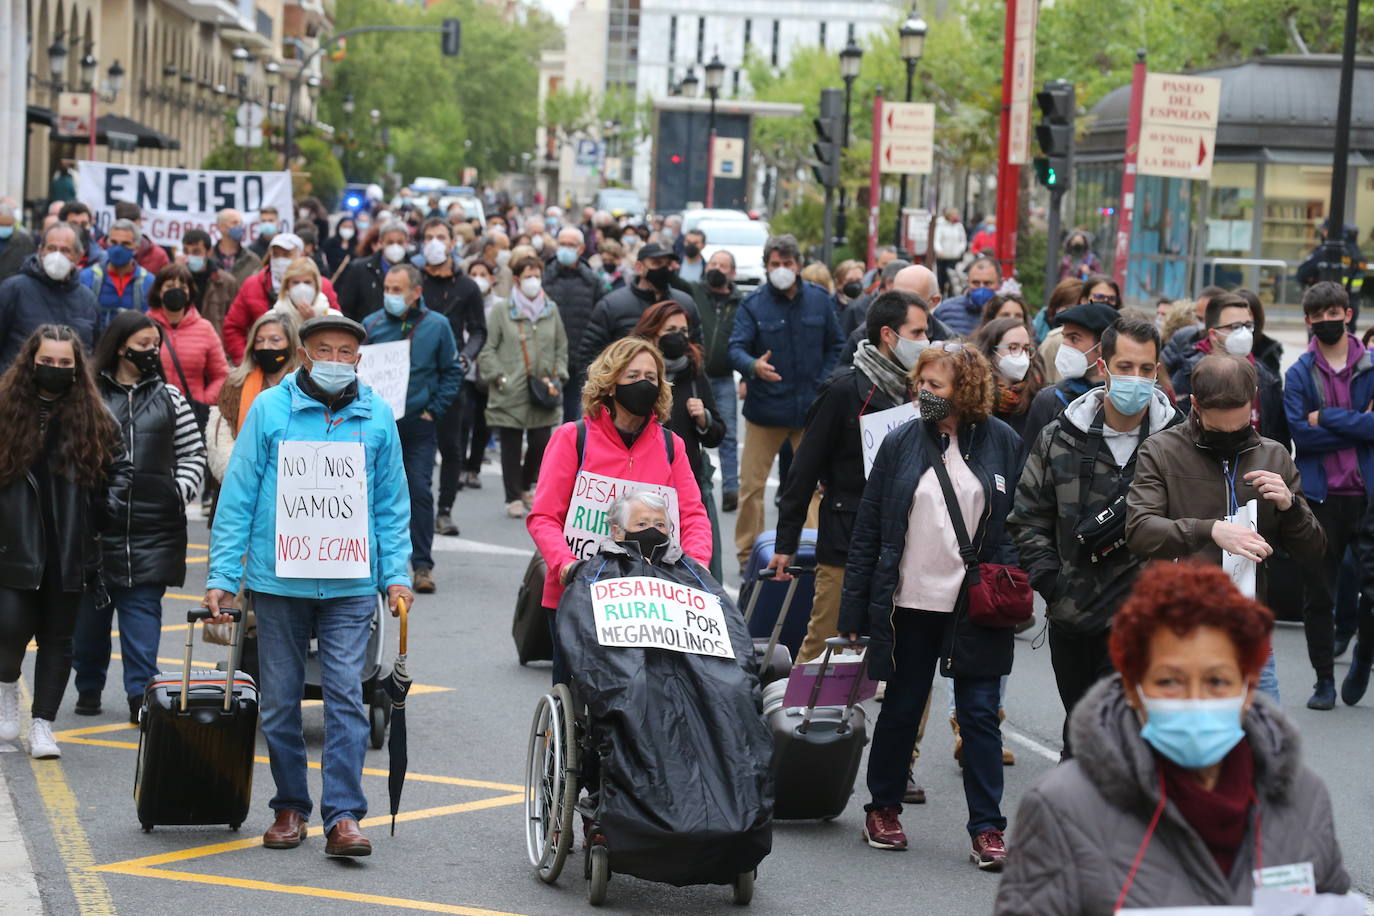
[75, 161, 294, 249]
[590, 577, 733, 659]
[275, 441, 370, 579]
[562, 472, 679, 560]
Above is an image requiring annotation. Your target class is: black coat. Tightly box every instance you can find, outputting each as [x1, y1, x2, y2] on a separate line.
[98, 374, 190, 587]
[664, 361, 726, 484]
[0, 228, 36, 283]
[837, 416, 1022, 681]
[776, 364, 903, 565]
[0, 415, 131, 593]
[691, 282, 744, 379]
[542, 262, 602, 375]
[1171, 343, 1290, 451]
[0, 255, 99, 371]
[578, 284, 702, 370]
[336, 252, 391, 322]
[421, 269, 487, 366]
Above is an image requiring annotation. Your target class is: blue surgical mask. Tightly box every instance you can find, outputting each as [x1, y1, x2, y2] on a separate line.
[308, 359, 357, 394]
[555, 246, 578, 266]
[258, 222, 278, 238]
[227, 225, 245, 242]
[383, 293, 409, 317]
[968, 286, 996, 308]
[186, 255, 206, 273]
[1106, 373, 1155, 416]
[0, 225, 13, 240]
[1137, 686, 1247, 769]
[106, 245, 135, 268]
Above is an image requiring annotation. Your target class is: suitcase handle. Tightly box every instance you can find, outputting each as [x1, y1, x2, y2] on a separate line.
[798, 636, 871, 736]
[183, 606, 244, 713]
[760, 566, 816, 667]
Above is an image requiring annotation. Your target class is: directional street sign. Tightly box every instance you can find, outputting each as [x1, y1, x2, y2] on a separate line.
[878, 101, 935, 175]
[1136, 73, 1221, 181]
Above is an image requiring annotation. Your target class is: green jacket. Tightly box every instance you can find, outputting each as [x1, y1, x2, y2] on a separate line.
[477, 297, 568, 429]
[690, 280, 743, 379]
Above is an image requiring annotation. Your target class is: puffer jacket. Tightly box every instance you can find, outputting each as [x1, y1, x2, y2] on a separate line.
[1125, 416, 1327, 603]
[527, 410, 712, 609]
[542, 262, 601, 375]
[0, 254, 99, 370]
[222, 269, 339, 362]
[994, 677, 1350, 914]
[150, 306, 230, 405]
[97, 373, 206, 587]
[837, 416, 1022, 681]
[207, 370, 412, 599]
[729, 280, 845, 429]
[0, 227, 36, 282]
[1010, 387, 1182, 635]
[578, 283, 701, 370]
[477, 296, 568, 430]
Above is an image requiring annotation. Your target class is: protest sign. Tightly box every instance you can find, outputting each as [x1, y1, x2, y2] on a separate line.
[562, 473, 679, 560]
[357, 341, 410, 419]
[860, 401, 919, 477]
[590, 576, 733, 659]
[275, 441, 370, 578]
[76, 161, 293, 248]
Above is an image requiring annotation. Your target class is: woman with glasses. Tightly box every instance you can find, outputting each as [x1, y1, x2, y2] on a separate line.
[975, 317, 1046, 438]
[839, 342, 1022, 871]
[1079, 274, 1122, 309]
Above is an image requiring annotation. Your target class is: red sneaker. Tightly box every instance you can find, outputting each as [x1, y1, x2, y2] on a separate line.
[863, 807, 908, 851]
[971, 829, 1007, 871]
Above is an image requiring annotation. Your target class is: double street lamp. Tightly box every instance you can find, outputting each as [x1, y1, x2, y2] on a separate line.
[893, 8, 928, 249]
[704, 52, 725, 207]
[836, 37, 863, 248]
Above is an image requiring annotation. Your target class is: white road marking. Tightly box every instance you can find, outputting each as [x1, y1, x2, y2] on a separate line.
[429, 537, 531, 557]
[1001, 724, 1061, 763]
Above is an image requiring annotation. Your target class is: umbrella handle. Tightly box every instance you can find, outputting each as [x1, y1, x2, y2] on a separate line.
[398, 596, 408, 656]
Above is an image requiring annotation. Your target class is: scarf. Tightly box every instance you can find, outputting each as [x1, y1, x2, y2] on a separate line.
[994, 379, 1027, 416]
[664, 354, 690, 376]
[512, 286, 545, 323]
[852, 341, 909, 402]
[1160, 739, 1255, 878]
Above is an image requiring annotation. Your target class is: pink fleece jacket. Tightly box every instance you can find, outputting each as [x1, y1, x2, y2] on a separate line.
[527, 410, 712, 608]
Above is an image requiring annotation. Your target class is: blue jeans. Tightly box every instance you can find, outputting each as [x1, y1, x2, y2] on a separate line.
[708, 374, 738, 496]
[72, 585, 166, 700]
[254, 591, 374, 831]
[867, 610, 1006, 837]
[397, 415, 437, 571]
[1259, 649, 1280, 703]
[563, 369, 584, 424]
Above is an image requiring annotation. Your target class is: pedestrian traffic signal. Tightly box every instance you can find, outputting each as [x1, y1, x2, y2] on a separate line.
[1035, 79, 1075, 192]
[811, 88, 844, 189]
[441, 18, 461, 57]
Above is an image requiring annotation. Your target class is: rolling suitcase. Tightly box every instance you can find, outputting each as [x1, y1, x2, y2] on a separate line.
[135, 607, 258, 832]
[766, 636, 871, 821]
[513, 551, 553, 664]
[739, 529, 818, 659]
[743, 566, 814, 687]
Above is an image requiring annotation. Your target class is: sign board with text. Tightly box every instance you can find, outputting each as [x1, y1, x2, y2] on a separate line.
[562, 473, 680, 560]
[712, 136, 745, 178]
[275, 441, 370, 579]
[589, 576, 733, 659]
[878, 102, 935, 175]
[1007, 0, 1038, 164]
[356, 341, 410, 420]
[57, 92, 93, 137]
[860, 402, 919, 477]
[1136, 73, 1222, 181]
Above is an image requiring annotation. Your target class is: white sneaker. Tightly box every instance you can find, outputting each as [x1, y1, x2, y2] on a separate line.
[506, 500, 527, 519]
[0, 681, 19, 742]
[28, 718, 60, 759]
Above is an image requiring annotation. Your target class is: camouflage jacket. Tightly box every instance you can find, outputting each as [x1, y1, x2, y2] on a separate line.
[1009, 387, 1182, 635]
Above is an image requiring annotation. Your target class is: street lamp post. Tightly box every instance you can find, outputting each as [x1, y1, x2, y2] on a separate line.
[837, 37, 863, 249]
[703, 52, 725, 208]
[679, 68, 699, 205]
[306, 75, 321, 125]
[232, 45, 256, 167]
[264, 59, 281, 135]
[47, 35, 67, 109]
[893, 8, 927, 251]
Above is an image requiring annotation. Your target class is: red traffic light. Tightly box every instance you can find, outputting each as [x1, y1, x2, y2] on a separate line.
[670, 154, 683, 164]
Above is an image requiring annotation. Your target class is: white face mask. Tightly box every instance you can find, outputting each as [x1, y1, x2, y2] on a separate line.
[496, 249, 512, 267]
[269, 257, 292, 287]
[531, 235, 545, 252]
[289, 282, 316, 306]
[1221, 327, 1253, 357]
[891, 334, 929, 370]
[1055, 343, 1092, 381]
[768, 266, 797, 291]
[423, 238, 449, 266]
[383, 243, 407, 264]
[42, 251, 73, 281]
[339, 227, 356, 241]
[998, 351, 1031, 382]
[472, 275, 491, 295]
[519, 277, 543, 299]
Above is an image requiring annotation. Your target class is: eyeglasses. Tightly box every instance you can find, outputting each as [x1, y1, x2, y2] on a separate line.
[1214, 321, 1255, 333]
[932, 341, 965, 353]
[994, 342, 1031, 355]
[1088, 293, 1120, 305]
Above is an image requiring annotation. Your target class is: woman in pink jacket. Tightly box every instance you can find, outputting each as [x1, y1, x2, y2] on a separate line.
[527, 336, 712, 684]
[148, 264, 230, 412]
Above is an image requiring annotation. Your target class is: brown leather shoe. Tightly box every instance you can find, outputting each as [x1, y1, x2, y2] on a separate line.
[325, 818, 371, 857]
[262, 809, 308, 849]
[413, 568, 436, 594]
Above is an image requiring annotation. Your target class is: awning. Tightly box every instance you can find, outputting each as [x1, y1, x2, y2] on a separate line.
[50, 114, 181, 151]
[27, 104, 54, 126]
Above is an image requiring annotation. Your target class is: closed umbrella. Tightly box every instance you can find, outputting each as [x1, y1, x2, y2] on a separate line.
[383, 596, 411, 835]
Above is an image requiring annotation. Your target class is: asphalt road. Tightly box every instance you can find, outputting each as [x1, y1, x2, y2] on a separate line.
[6, 324, 1374, 915]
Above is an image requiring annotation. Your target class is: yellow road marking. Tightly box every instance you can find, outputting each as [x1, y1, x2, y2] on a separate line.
[185, 557, 207, 564]
[166, 592, 203, 601]
[18, 681, 116, 913]
[187, 543, 209, 549]
[53, 722, 137, 738]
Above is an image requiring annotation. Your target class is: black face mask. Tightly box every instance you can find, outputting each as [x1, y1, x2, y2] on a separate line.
[34, 364, 76, 395]
[1199, 424, 1252, 454]
[1069, 242, 1087, 255]
[1312, 319, 1346, 346]
[645, 266, 675, 289]
[683, 243, 701, 260]
[659, 332, 689, 361]
[613, 379, 659, 417]
[161, 288, 189, 312]
[125, 346, 162, 377]
[842, 280, 863, 300]
[705, 268, 728, 289]
[621, 526, 669, 561]
[253, 347, 291, 372]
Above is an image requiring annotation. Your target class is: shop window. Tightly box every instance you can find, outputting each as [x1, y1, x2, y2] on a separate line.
[1261, 163, 1328, 265]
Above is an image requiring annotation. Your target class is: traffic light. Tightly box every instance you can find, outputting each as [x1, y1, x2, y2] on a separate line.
[811, 87, 844, 189]
[1034, 79, 1075, 192]
[442, 18, 462, 57]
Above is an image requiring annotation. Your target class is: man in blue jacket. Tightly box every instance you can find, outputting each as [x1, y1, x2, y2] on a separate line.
[728, 233, 844, 571]
[361, 263, 462, 595]
[1284, 281, 1374, 710]
[78, 218, 154, 335]
[204, 314, 414, 859]
[932, 256, 1000, 337]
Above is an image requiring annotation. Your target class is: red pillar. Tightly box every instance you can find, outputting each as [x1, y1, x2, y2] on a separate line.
[867, 89, 884, 271]
[993, 0, 1020, 276]
[1112, 51, 1148, 288]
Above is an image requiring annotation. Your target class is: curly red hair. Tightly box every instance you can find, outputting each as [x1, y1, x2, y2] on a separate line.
[1109, 561, 1273, 685]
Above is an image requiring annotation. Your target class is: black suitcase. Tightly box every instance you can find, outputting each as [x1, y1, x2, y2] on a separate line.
[767, 636, 870, 821]
[513, 551, 553, 664]
[135, 607, 258, 832]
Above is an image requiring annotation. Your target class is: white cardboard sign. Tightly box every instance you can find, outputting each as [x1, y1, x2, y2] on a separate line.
[357, 341, 410, 420]
[860, 402, 920, 478]
[562, 472, 679, 560]
[1221, 498, 1258, 599]
[275, 441, 370, 579]
[590, 576, 733, 659]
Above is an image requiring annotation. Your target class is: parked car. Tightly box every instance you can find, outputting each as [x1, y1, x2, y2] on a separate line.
[595, 188, 646, 221]
[696, 218, 769, 287]
[681, 208, 752, 233]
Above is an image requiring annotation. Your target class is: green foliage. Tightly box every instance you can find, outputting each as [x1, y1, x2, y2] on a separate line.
[543, 83, 653, 158]
[1015, 227, 1049, 312]
[324, 0, 555, 184]
[201, 138, 279, 172]
[293, 135, 345, 210]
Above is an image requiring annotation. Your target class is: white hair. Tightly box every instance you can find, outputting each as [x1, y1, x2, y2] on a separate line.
[0, 202, 15, 221]
[109, 217, 141, 243]
[608, 490, 669, 532]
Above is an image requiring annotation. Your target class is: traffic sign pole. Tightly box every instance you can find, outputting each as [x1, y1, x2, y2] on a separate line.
[706, 130, 716, 208]
[1112, 51, 1148, 289]
[867, 88, 884, 271]
[993, 0, 1021, 277]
